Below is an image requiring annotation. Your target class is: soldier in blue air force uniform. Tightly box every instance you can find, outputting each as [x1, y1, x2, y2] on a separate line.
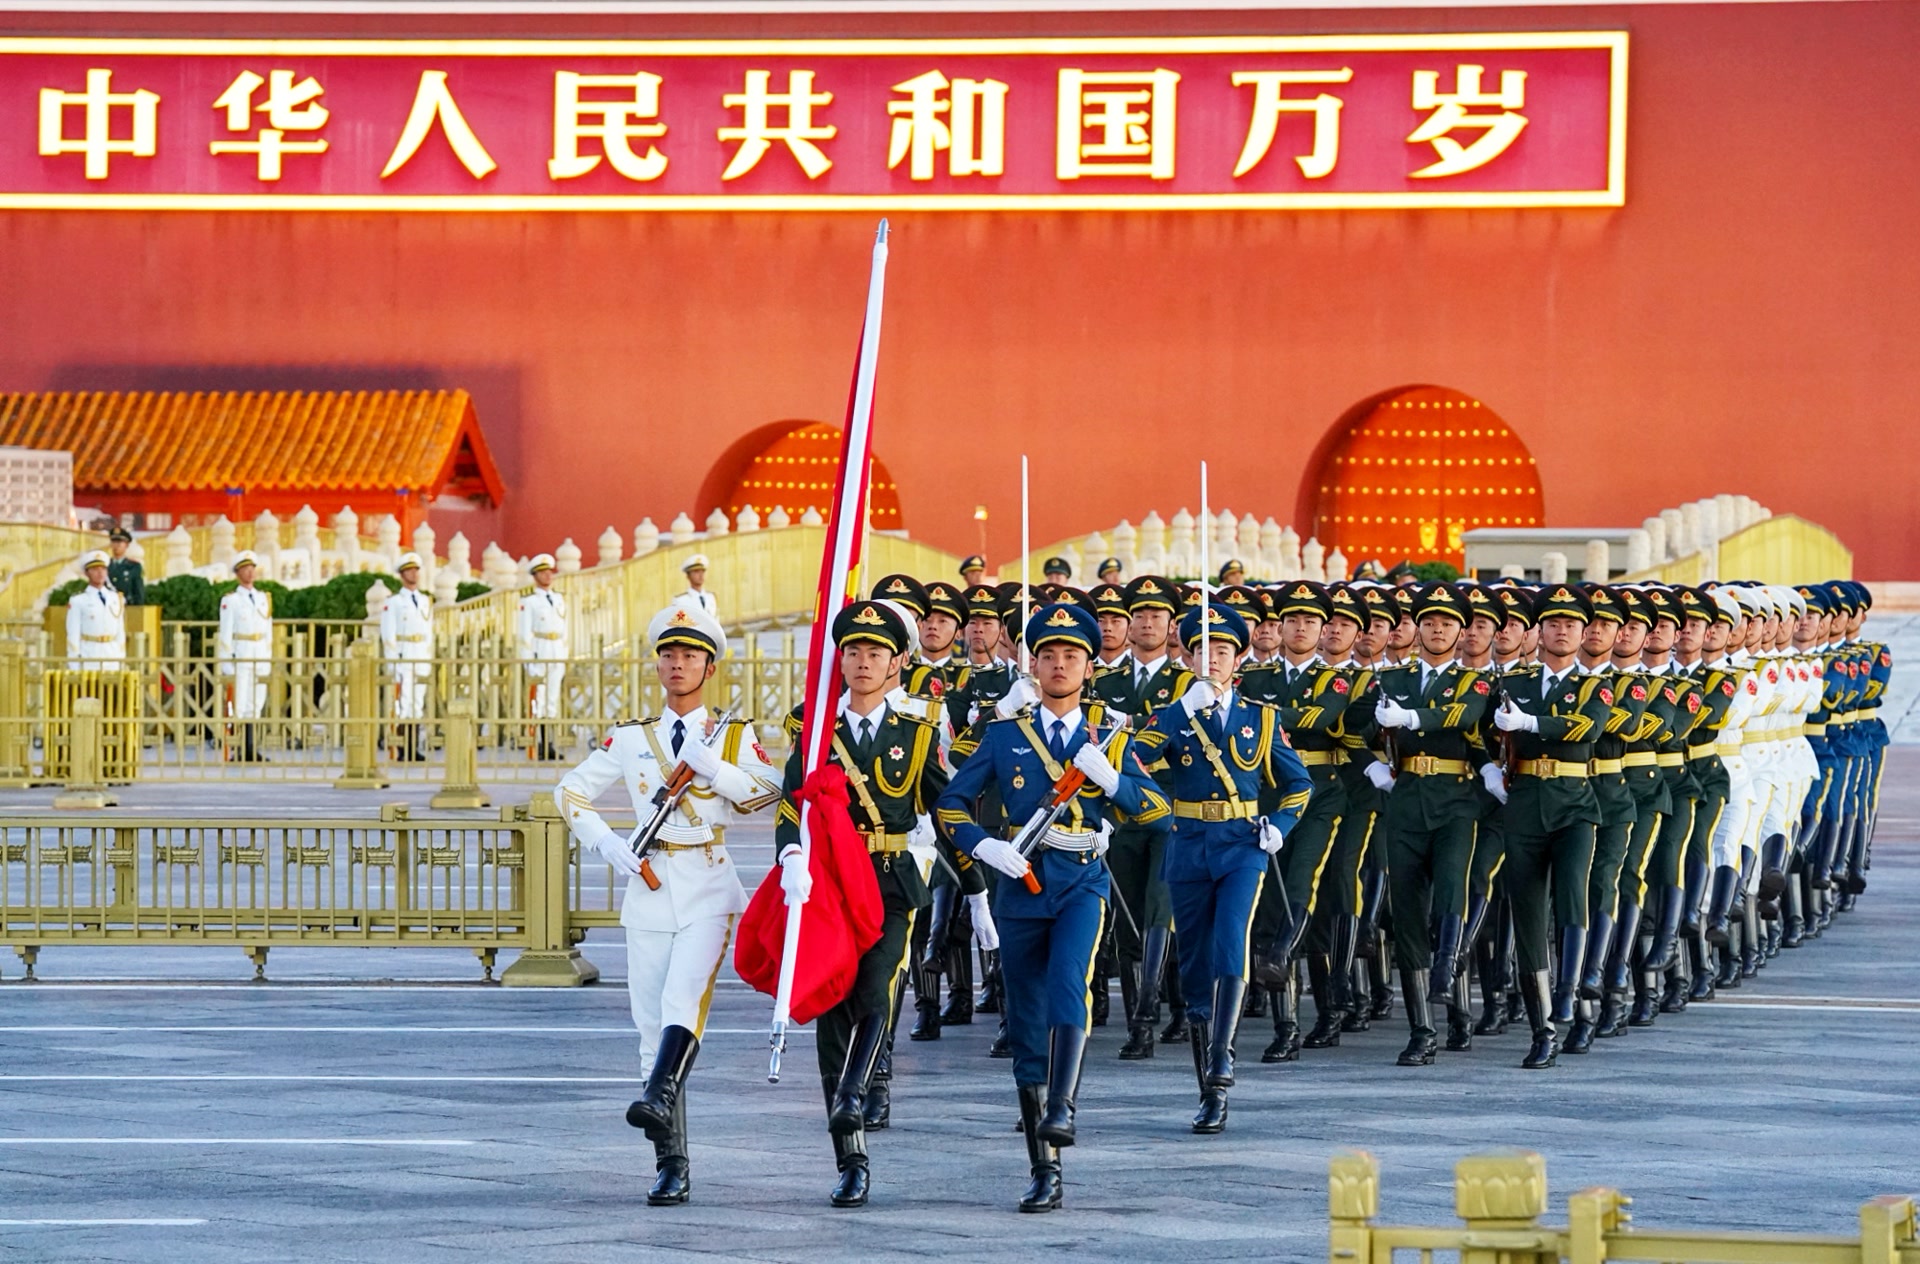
[938, 603, 1168, 1213]
[1135, 604, 1312, 1136]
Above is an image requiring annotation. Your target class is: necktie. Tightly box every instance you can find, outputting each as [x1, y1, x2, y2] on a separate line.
[858, 717, 874, 750]
[671, 719, 686, 759]
[1134, 664, 1147, 693]
[1048, 721, 1069, 764]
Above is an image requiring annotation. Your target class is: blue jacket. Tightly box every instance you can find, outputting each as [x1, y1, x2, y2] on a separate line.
[1136, 692, 1313, 881]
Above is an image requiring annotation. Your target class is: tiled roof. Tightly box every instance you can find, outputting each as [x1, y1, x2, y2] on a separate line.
[0, 389, 501, 502]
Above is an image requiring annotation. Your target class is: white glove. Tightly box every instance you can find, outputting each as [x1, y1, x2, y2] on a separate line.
[994, 676, 1041, 719]
[1092, 819, 1114, 859]
[779, 849, 813, 907]
[973, 836, 1032, 881]
[1365, 762, 1396, 792]
[1072, 743, 1122, 795]
[1494, 701, 1539, 733]
[1374, 697, 1416, 730]
[680, 731, 722, 779]
[908, 814, 936, 850]
[1480, 762, 1509, 805]
[1257, 819, 1285, 855]
[1180, 678, 1219, 717]
[969, 892, 1000, 951]
[595, 829, 642, 877]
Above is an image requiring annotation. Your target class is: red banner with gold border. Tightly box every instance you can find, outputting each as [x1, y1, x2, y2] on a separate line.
[3, 34, 1626, 210]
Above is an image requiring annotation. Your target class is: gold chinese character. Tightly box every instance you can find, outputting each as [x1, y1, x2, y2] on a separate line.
[1056, 69, 1179, 180]
[37, 69, 159, 181]
[1230, 69, 1352, 180]
[1408, 65, 1528, 179]
[548, 71, 667, 182]
[886, 70, 1009, 180]
[383, 71, 497, 180]
[718, 70, 836, 180]
[209, 69, 330, 181]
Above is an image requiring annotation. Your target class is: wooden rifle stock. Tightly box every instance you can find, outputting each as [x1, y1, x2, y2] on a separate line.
[1011, 766, 1089, 894]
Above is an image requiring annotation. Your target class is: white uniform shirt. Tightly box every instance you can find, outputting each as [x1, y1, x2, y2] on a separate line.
[380, 587, 434, 658]
[678, 588, 718, 620]
[66, 585, 126, 668]
[557, 707, 780, 932]
[218, 585, 273, 660]
[516, 588, 569, 660]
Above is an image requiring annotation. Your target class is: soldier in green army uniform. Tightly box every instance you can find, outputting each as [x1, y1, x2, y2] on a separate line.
[1240, 581, 1352, 1062]
[1369, 583, 1494, 1067]
[1560, 585, 1650, 1054]
[1091, 582, 1133, 671]
[1445, 583, 1507, 1052]
[106, 527, 145, 606]
[1093, 575, 1197, 1058]
[1305, 583, 1382, 1042]
[1487, 584, 1619, 1069]
[774, 599, 948, 1208]
[1469, 584, 1538, 1036]
[1350, 583, 1402, 1023]
[1594, 585, 1686, 1039]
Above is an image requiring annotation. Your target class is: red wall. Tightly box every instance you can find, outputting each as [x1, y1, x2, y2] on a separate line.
[3, 3, 1916, 577]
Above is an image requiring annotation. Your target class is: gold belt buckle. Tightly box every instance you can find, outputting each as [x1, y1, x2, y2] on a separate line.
[1201, 801, 1227, 822]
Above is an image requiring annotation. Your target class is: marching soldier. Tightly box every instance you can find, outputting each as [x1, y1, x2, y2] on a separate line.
[1312, 583, 1384, 1041]
[380, 552, 434, 761]
[1349, 583, 1401, 1020]
[1242, 581, 1351, 1062]
[1091, 583, 1132, 670]
[1135, 603, 1311, 1134]
[936, 603, 1169, 1212]
[1370, 583, 1492, 1067]
[517, 554, 568, 760]
[556, 599, 780, 1207]
[106, 527, 145, 606]
[1096, 575, 1195, 1058]
[217, 551, 274, 763]
[1488, 584, 1617, 1068]
[66, 551, 127, 670]
[774, 599, 947, 1208]
[1450, 584, 1507, 1050]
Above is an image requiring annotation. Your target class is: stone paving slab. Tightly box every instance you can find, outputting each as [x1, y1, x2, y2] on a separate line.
[0, 754, 1916, 1262]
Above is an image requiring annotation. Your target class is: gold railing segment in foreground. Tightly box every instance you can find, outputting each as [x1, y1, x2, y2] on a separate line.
[0, 794, 617, 987]
[1329, 1150, 1918, 1264]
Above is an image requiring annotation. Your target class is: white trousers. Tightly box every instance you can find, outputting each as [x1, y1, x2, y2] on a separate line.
[527, 660, 565, 721]
[224, 660, 268, 719]
[1711, 755, 1753, 869]
[392, 659, 431, 720]
[626, 913, 736, 1076]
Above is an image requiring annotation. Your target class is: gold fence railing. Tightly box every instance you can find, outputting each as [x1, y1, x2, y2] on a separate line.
[1328, 1150, 1918, 1264]
[1619, 513, 1854, 587]
[0, 795, 614, 986]
[0, 639, 805, 785]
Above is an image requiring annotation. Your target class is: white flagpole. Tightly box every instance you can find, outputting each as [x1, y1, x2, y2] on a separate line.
[1020, 454, 1031, 674]
[769, 220, 889, 1084]
[1199, 462, 1211, 688]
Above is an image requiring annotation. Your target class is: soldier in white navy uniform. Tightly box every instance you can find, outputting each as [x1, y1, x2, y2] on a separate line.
[556, 598, 779, 1207]
[66, 551, 127, 671]
[218, 550, 274, 762]
[379, 552, 434, 761]
[517, 553, 569, 759]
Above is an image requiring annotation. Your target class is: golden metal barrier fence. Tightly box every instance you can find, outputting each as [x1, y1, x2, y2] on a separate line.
[1329, 1150, 1919, 1264]
[0, 795, 604, 986]
[0, 638, 806, 785]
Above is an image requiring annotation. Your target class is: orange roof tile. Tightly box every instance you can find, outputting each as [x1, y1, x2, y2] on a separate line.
[0, 389, 503, 504]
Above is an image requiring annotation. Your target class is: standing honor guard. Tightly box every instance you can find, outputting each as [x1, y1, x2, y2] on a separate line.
[1370, 583, 1492, 1067]
[217, 551, 273, 762]
[773, 599, 947, 1208]
[937, 603, 1169, 1212]
[517, 554, 569, 760]
[106, 527, 145, 606]
[380, 552, 434, 761]
[556, 599, 779, 1206]
[66, 551, 127, 670]
[1135, 603, 1311, 1134]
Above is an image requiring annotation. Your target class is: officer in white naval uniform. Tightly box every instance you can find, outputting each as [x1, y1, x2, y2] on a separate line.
[555, 597, 778, 1207]
[66, 551, 127, 671]
[678, 554, 718, 619]
[516, 553, 568, 760]
[218, 550, 274, 762]
[379, 552, 434, 761]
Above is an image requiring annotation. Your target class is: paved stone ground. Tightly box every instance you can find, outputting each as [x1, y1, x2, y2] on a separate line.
[1, 753, 1916, 1263]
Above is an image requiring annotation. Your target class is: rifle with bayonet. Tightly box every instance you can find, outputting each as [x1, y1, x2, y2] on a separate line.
[629, 708, 738, 891]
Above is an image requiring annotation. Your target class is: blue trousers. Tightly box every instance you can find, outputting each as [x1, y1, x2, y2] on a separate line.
[1168, 866, 1265, 1025]
[999, 890, 1108, 1088]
